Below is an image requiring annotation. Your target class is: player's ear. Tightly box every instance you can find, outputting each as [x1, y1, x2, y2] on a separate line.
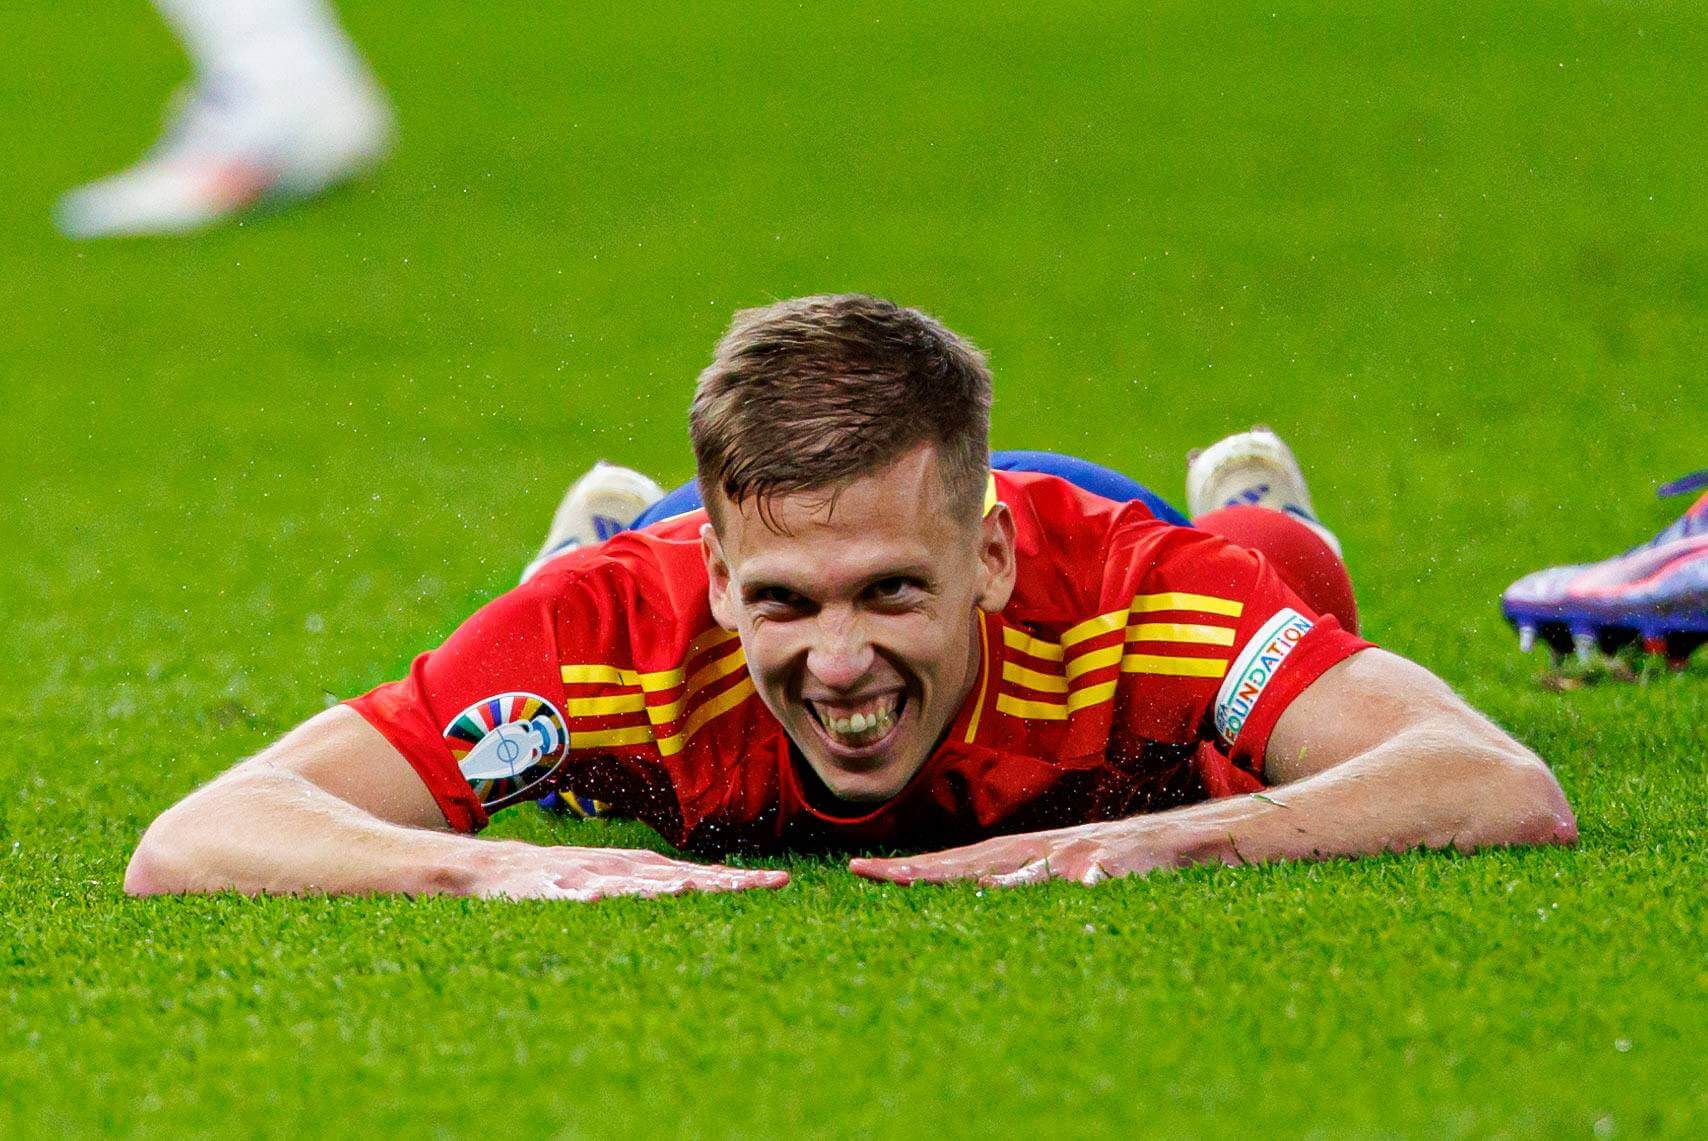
[972, 502, 1017, 613]
[701, 523, 738, 630]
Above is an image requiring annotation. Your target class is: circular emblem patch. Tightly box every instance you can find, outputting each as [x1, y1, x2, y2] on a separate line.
[442, 692, 569, 811]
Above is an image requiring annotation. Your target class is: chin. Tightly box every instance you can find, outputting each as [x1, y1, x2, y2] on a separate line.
[821, 771, 909, 804]
[798, 740, 919, 806]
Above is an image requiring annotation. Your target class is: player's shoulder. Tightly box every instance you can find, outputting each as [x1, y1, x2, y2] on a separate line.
[505, 515, 716, 665]
[996, 467, 1172, 540]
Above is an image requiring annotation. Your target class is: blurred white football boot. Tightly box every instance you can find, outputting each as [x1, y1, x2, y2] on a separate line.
[1186, 426, 1343, 557]
[521, 462, 666, 584]
[56, 0, 392, 238]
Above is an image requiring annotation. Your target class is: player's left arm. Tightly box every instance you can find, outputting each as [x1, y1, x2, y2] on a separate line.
[851, 648, 1577, 887]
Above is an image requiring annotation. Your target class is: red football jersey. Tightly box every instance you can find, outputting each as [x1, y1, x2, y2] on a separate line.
[349, 470, 1372, 854]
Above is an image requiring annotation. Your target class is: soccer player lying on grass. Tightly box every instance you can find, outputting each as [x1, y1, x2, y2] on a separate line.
[126, 294, 1577, 900]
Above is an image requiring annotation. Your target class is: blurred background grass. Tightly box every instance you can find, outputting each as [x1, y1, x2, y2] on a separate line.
[1, 2, 1703, 1136]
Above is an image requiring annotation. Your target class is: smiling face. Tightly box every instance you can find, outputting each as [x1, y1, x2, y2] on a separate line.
[703, 445, 1016, 804]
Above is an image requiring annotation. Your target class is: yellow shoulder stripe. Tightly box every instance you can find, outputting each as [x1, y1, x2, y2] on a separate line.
[1001, 625, 1065, 662]
[1001, 661, 1068, 694]
[684, 625, 739, 662]
[1068, 680, 1118, 712]
[564, 692, 648, 717]
[1061, 610, 1125, 647]
[1130, 591, 1244, 617]
[560, 663, 687, 691]
[1064, 643, 1122, 681]
[995, 679, 1121, 723]
[566, 677, 758, 756]
[568, 724, 657, 750]
[1121, 652, 1227, 678]
[1127, 621, 1235, 647]
[657, 677, 757, 756]
[561, 663, 639, 687]
[995, 692, 1066, 721]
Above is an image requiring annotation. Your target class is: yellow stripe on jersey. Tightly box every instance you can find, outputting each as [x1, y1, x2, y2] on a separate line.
[568, 724, 658, 749]
[1126, 621, 1236, 647]
[964, 611, 991, 743]
[561, 663, 640, 687]
[559, 663, 688, 691]
[645, 648, 744, 728]
[1064, 643, 1122, 681]
[1130, 591, 1244, 618]
[564, 692, 648, 717]
[1001, 661, 1068, 694]
[1061, 609, 1126, 648]
[657, 677, 757, 756]
[684, 625, 739, 663]
[983, 474, 998, 517]
[1001, 625, 1065, 662]
[996, 680, 1121, 722]
[995, 692, 1067, 721]
[685, 645, 746, 694]
[1121, 652, 1228, 678]
[1068, 680, 1119, 712]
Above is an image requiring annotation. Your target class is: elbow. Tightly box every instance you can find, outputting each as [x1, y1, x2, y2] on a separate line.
[124, 828, 174, 896]
[124, 806, 199, 896]
[1476, 750, 1578, 849]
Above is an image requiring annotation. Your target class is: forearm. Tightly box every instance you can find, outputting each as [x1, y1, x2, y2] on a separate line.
[125, 765, 486, 897]
[1140, 726, 1577, 867]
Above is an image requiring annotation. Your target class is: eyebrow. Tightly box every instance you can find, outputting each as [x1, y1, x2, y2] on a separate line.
[740, 564, 936, 598]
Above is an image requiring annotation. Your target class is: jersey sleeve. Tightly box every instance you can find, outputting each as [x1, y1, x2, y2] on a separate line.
[346, 577, 570, 832]
[1111, 522, 1374, 776]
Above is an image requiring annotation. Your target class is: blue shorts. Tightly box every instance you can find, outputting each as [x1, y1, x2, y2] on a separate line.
[630, 450, 1188, 529]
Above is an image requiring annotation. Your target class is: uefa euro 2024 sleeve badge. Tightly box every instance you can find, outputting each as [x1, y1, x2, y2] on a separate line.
[442, 693, 570, 811]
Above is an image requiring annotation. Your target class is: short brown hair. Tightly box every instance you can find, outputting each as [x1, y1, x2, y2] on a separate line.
[690, 294, 992, 529]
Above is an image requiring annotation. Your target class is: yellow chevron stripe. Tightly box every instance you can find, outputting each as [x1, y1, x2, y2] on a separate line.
[561, 663, 639, 686]
[995, 678, 1119, 722]
[686, 646, 746, 693]
[560, 663, 688, 691]
[682, 676, 756, 738]
[647, 647, 749, 727]
[1130, 591, 1244, 618]
[983, 474, 998, 516]
[1001, 661, 1068, 694]
[685, 625, 739, 662]
[1121, 652, 1228, 678]
[1001, 625, 1065, 662]
[1065, 643, 1122, 680]
[637, 666, 687, 690]
[657, 677, 757, 756]
[1061, 609, 1125, 647]
[1067, 679, 1119, 713]
[996, 692, 1067, 721]
[564, 692, 648, 717]
[568, 724, 658, 749]
[1126, 621, 1236, 647]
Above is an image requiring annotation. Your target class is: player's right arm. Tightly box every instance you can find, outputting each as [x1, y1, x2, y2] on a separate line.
[125, 568, 787, 901]
[124, 705, 782, 899]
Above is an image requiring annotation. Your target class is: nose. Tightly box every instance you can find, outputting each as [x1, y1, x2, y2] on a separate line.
[805, 607, 875, 692]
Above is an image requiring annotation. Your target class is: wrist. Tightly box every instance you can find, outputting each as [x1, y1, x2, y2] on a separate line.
[405, 838, 502, 896]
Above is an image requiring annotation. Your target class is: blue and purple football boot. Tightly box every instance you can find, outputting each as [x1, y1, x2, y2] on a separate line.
[1502, 471, 1708, 669]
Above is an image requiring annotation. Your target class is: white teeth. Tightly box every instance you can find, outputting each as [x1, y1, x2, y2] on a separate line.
[815, 695, 899, 745]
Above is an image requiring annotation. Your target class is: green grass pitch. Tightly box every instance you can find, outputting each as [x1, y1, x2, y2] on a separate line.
[3, 2, 1704, 1136]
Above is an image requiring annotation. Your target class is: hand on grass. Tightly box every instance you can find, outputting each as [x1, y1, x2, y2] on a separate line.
[848, 822, 1177, 888]
[474, 843, 788, 901]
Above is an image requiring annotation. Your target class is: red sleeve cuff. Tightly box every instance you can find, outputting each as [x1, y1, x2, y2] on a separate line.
[346, 656, 490, 834]
[1222, 617, 1373, 776]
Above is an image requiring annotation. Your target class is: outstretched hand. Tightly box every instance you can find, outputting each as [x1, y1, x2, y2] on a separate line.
[848, 822, 1179, 888]
[474, 842, 788, 902]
